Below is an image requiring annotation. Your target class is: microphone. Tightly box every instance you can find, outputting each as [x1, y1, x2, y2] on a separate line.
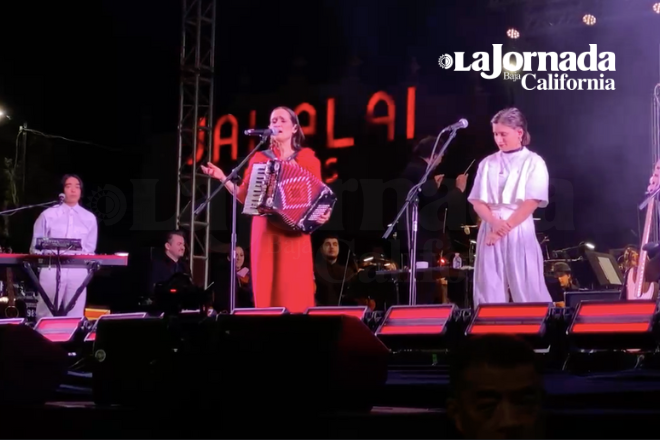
[244, 128, 280, 136]
[446, 119, 468, 131]
[58, 193, 65, 204]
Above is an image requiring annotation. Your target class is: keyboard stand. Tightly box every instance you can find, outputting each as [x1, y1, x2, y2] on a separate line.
[21, 261, 58, 316]
[59, 261, 100, 315]
[21, 261, 101, 317]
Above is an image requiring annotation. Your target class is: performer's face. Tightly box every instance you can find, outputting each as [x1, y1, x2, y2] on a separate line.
[322, 239, 339, 260]
[269, 108, 298, 145]
[492, 123, 524, 151]
[233, 246, 245, 269]
[166, 234, 186, 258]
[63, 177, 81, 205]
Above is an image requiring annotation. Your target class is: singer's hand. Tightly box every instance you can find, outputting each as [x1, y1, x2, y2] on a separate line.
[317, 208, 332, 224]
[492, 218, 512, 236]
[434, 174, 444, 188]
[485, 232, 501, 246]
[201, 162, 226, 181]
[456, 174, 468, 192]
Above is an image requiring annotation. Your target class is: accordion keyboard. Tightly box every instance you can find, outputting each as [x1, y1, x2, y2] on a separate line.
[243, 163, 268, 215]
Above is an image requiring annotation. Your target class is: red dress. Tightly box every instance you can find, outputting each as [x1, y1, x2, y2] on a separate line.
[235, 146, 321, 313]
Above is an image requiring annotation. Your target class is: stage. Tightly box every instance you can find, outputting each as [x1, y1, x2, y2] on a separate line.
[3, 364, 660, 438]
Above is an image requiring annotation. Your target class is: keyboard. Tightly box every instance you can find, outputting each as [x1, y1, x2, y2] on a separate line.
[242, 162, 268, 215]
[0, 253, 129, 268]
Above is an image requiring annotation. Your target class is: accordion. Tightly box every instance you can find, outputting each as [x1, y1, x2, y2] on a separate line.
[242, 160, 336, 233]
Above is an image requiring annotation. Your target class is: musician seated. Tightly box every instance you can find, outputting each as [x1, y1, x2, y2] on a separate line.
[149, 230, 191, 294]
[314, 235, 358, 306]
[553, 262, 579, 291]
[545, 261, 579, 303]
[211, 245, 254, 312]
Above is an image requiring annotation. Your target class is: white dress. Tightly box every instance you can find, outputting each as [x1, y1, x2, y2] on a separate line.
[468, 147, 552, 306]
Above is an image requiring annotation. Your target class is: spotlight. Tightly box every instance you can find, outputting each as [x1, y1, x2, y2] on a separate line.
[654, 2, 660, 13]
[581, 241, 595, 250]
[583, 14, 596, 25]
[506, 28, 520, 39]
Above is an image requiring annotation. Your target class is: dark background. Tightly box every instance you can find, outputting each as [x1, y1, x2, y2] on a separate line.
[0, 0, 659, 308]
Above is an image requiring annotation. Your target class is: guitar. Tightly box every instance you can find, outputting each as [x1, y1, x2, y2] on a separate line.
[624, 160, 660, 300]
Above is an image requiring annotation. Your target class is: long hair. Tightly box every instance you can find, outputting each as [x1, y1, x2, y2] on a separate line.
[272, 106, 305, 151]
[491, 107, 531, 146]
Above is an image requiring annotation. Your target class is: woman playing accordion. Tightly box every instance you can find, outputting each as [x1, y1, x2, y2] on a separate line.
[202, 106, 331, 312]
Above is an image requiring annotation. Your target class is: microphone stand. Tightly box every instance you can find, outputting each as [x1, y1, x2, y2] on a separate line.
[382, 128, 459, 305]
[0, 199, 59, 216]
[194, 135, 270, 313]
[337, 248, 352, 305]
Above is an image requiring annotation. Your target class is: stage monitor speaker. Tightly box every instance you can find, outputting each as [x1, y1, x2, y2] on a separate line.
[91, 314, 391, 415]
[565, 290, 622, 309]
[181, 314, 391, 415]
[0, 324, 69, 405]
[92, 317, 173, 406]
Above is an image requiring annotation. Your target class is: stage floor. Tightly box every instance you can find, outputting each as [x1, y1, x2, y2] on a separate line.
[3, 365, 660, 438]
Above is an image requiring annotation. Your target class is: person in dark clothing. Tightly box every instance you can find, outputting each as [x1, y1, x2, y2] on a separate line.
[149, 230, 191, 293]
[397, 136, 468, 304]
[148, 230, 213, 314]
[212, 245, 254, 312]
[447, 335, 546, 439]
[313, 235, 358, 306]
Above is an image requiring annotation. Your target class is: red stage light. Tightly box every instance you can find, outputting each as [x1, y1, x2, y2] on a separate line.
[0, 318, 25, 325]
[375, 305, 456, 350]
[231, 307, 288, 315]
[467, 303, 552, 335]
[567, 300, 658, 350]
[84, 312, 148, 342]
[35, 317, 84, 343]
[305, 306, 369, 321]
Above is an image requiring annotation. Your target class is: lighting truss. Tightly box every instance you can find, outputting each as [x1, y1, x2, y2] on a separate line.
[175, 0, 216, 286]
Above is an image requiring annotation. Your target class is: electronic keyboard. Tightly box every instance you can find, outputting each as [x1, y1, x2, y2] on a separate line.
[0, 253, 128, 268]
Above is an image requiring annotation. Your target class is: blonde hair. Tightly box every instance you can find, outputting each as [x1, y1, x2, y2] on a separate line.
[491, 107, 531, 146]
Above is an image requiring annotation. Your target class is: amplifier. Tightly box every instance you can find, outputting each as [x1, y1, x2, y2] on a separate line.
[565, 290, 622, 309]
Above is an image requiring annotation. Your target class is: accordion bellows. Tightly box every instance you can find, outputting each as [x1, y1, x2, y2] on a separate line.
[243, 160, 337, 234]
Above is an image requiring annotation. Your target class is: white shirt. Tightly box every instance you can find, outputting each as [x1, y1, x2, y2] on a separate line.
[469, 147, 549, 209]
[30, 204, 98, 255]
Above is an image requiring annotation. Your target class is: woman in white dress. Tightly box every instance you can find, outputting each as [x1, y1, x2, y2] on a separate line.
[468, 108, 552, 306]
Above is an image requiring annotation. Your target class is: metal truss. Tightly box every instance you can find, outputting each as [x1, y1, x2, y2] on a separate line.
[175, 0, 216, 286]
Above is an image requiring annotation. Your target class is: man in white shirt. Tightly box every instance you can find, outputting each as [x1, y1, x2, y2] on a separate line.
[31, 174, 98, 319]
